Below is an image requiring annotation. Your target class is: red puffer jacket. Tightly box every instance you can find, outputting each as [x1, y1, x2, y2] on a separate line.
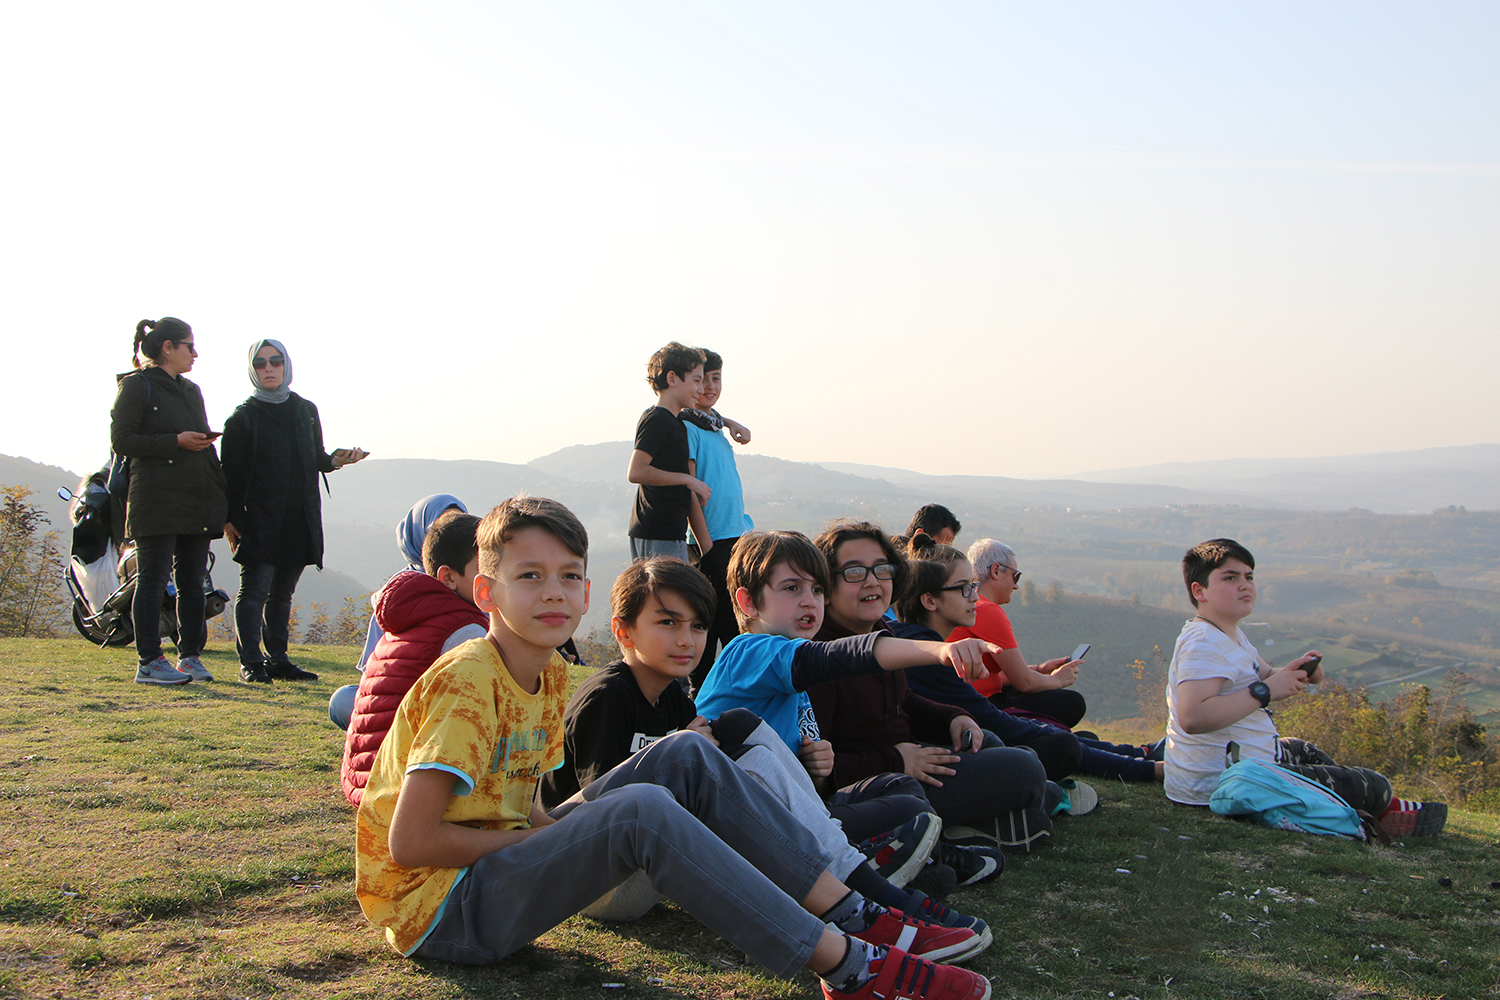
[340, 571, 487, 805]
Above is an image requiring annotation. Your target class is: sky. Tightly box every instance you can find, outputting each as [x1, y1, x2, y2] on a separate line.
[2, 1, 1496, 482]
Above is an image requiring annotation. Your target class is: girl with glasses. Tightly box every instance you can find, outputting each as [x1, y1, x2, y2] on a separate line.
[809, 520, 1055, 857]
[896, 536, 1162, 785]
[221, 340, 367, 683]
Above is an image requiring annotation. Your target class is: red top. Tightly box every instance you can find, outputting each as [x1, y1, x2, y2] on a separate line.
[339, 571, 487, 805]
[947, 596, 1017, 697]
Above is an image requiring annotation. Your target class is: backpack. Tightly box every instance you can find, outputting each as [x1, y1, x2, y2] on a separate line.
[106, 372, 151, 501]
[1209, 758, 1369, 841]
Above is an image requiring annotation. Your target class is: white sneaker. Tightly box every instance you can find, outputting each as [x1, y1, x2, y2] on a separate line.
[177, 657, 214, 682]
[135, 657, 191, 685]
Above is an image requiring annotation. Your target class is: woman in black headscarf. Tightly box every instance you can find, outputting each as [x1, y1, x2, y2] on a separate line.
[222, 340, 366, 684]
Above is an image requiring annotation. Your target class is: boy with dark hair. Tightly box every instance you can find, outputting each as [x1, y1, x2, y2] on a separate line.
[682, 347, 755, 691]
[341, 510, 488, 805]
[903, 505, 961, 546]
[627, 342, 711, 562]
[356, 498, 993, 1000]
[1166, 538, 1445, 836]
[540, 556, 987, 936]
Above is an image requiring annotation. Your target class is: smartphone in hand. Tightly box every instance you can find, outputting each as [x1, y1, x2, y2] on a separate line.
[1070, 643, 1091, 662]
[1301, 655, 1322, 676]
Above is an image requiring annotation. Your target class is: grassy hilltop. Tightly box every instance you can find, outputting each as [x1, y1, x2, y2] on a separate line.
[3, 638, 1499, 1000]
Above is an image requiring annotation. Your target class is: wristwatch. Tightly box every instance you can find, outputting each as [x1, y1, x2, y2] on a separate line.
[1248, 681, 1272, 708]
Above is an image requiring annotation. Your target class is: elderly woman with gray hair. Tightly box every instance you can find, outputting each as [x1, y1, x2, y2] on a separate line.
[221, 340, 366, 684]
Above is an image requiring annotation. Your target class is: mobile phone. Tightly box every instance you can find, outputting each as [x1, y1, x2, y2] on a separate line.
[1301, 655, 1322, 676]
[961, 729, 974, 751]
[1070, 643, 1091, 662]
[202, 431, 222, 440]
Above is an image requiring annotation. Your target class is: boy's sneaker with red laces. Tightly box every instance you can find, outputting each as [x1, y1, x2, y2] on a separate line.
[861, 813, 942, 889]
[822, 946, 991, 1000]
[1380, 800, 1448, 837]
[850, 908, 988, 964]
[899, 889, 991, 942]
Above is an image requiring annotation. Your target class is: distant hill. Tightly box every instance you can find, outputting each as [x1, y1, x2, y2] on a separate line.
[8, 445, 1500, 674]
[1070, 444, 1500, 513]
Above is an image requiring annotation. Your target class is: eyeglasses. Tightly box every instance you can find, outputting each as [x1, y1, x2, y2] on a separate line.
[169, 340, 197, 354]
[938, 580, 981, 599]
[994, 564, 1022, 584]
[253, 355, 285, 370]
[838, 562, 896, 584]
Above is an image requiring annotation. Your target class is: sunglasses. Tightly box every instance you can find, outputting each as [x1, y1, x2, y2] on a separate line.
[169, 340, 197, 354]
[253, 355, 285, 370]
[938, 580, 981, 599]
[838, 562, 896, 584]
[994, 564, 1022, 584]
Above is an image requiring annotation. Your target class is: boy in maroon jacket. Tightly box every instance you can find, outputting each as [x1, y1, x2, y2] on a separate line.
[341, 511, 487, 805]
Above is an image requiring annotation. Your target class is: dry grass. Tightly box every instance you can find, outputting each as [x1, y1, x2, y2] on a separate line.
[3, 637, 1499, 1000]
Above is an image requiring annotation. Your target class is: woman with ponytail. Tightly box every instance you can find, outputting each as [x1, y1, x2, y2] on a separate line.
[109, 317, 227, 685]
[221, 340, 366, 684]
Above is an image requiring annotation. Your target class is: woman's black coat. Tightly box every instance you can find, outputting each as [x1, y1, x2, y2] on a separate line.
[109, 367, 227, 540]
[221, 393, 335, 569]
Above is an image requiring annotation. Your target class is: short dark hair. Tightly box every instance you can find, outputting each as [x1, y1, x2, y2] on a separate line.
[700, 348, 723, 373]
[611, 558, 716, 639]
[422, 510, 481, 576]
[477, 495, 589, 578]
[1182, 538, 1256, 607]
[813, 519, 910, 601]
[727, 530, 830, 628]
[905, 504, 961, 541]
[645, 341, 707, 391]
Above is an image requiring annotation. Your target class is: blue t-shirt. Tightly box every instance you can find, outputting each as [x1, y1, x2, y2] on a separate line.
[685, 421, 753, 543]
[694, 633, 818, 753]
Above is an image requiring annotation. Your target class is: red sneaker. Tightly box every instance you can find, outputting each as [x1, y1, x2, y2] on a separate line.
[821, 947, 991, 1000]
[851, 907, 987, 964]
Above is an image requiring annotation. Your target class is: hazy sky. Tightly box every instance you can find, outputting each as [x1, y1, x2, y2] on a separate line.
[3, 2, 1496, 482]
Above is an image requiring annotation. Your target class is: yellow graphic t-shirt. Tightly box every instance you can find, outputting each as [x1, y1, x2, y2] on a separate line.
[355, 637, 568, 954]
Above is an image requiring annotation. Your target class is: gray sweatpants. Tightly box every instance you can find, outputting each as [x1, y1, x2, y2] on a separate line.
[414, 732, 830, 976]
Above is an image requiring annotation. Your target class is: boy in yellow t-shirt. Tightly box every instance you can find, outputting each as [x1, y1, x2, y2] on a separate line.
[355, 496, 991, 1000]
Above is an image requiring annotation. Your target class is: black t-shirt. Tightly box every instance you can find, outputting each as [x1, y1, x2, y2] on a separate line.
[539, 660, 696, 811]
[628, 405, 690, 540]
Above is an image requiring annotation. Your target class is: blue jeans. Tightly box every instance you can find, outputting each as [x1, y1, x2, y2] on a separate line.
[415, 732, 828, 973]
[132, 534, 211, 665]
[235, 563, 305, 668]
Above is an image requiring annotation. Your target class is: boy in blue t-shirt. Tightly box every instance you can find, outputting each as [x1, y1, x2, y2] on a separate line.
[682, 347, 755, 690]
[355, 496, 992, 1000]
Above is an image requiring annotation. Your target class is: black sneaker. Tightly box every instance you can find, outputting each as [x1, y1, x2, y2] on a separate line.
[934, 841, 1004, 886]
[906, 859, 958, 902]
[1143, 738, 1166, 761]
[239, 664, 273, 684]
[265, 660, 318, 681]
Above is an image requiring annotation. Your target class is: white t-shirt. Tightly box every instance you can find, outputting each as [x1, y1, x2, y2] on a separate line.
[1164, 619, 1281, 806]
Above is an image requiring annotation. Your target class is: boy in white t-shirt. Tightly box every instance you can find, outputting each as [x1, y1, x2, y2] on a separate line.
[1164, 538, 1445, 837]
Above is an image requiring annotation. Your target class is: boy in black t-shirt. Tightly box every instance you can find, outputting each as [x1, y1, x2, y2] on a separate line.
[626, 342, 712, 561]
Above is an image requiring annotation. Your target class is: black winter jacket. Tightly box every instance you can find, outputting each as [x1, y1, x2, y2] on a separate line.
[109, 367, 227, 540]
[221, 394, 335, 568]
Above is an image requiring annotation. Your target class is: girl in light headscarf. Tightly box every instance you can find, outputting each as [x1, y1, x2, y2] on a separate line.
[222, 340, 367, 684]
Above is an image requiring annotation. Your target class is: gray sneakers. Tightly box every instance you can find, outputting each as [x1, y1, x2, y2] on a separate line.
[177, 657, 214, 682]
[135, 657, 192, 685]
